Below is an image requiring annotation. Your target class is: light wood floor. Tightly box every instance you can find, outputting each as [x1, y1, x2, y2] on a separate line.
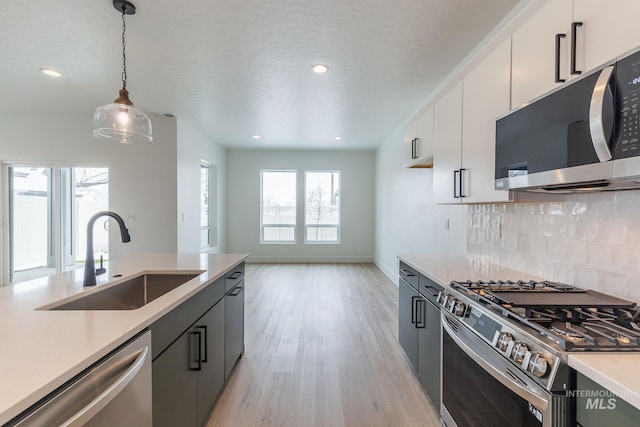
[205, 263, 440, 427]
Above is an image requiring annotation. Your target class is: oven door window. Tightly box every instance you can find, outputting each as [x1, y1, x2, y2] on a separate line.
[442, 331, 543, 427]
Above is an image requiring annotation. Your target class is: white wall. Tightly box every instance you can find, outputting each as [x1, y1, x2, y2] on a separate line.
[374, 128, 467, 281]
[0, 114, 178, 263]
[226, 149, 375, 262]
[177, 119, 227, 254]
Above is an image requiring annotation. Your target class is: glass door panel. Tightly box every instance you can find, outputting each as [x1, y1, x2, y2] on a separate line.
[9, 167, 54, 283]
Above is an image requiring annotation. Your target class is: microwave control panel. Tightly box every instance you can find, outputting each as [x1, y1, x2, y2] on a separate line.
[616, 53, 640, 158]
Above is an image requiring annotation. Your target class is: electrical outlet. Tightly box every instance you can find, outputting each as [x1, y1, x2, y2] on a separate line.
[128, 215, 135, 222]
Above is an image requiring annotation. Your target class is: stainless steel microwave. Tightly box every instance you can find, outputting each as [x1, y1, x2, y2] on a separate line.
[495, 47, 640, 193]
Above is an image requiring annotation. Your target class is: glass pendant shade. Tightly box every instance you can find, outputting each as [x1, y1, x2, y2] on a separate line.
[93, 1, 152, 144]
[93, 102, 153, 144]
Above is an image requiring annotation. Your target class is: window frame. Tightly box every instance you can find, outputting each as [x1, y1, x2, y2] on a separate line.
[200, 162, 210, 250]
[260, 169, 297, 244]
[303, 170, 341, 245]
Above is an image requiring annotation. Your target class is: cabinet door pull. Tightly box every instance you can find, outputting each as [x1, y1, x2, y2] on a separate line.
[197, 325, 208, 363]
[555, 33, 566, 83]
[416, 299, 426, 329]
[571, 22, 583, 75]
[411, 296, 420, 324]
[459, 168, 467, 198]
[453, 170, 461, 198]
[229, 286, 243, 296]
[190, 330, 203, 371]
[400, 268, 415, 277]
[228, 271, 242, 280]
[421, 285, 439, 297]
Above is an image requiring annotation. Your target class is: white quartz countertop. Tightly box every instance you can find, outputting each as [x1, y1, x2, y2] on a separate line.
[0, 252, 248, 425]
[398, 254, 640, 411]
[398, 254, 543, 287]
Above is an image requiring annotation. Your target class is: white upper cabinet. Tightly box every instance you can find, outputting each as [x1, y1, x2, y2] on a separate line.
[433, 82, 463, 204]
[573, 0, 640, 71]
[512, 0, 640, 109]
[511, 0, 574, 109]
[433, 39, 513, 204]
[461, 38, 513, 204]
[404, 107, 434, 168]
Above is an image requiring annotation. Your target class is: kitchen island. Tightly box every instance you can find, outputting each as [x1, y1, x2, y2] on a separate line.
[399, 254, 640, 413]
[0, 252, 247, 425]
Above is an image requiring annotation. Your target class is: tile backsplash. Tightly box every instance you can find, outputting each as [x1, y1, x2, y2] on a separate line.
[467, 191, 640, 302]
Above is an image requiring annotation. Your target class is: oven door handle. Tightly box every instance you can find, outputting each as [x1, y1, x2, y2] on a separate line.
[442, 314, 549, 411]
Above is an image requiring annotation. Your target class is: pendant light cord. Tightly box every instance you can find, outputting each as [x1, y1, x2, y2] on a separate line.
[121, 8, 127, 89]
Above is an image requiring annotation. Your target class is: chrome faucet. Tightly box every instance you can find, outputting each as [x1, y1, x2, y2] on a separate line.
[84, 211, 131, 286]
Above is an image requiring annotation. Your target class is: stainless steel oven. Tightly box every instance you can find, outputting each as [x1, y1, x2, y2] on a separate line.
[438, 278, 640, 427]
[441, 311, 570, 427]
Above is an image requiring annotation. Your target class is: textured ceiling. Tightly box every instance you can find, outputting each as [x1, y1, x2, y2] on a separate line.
[1, 0, 521, 149]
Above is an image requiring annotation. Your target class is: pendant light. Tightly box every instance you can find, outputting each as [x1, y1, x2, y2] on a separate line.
[93, 0, 152, 144]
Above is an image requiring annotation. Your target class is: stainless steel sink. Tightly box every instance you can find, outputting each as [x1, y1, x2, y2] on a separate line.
[45, 273, 201, 310]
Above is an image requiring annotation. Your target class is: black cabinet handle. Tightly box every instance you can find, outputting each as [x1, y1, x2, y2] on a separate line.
[228, 271, 242, 280]
[229, 286, 243, 296]
[416, 299, 426, 329]
[197, 325, 208, 363]
[190, 330, 203, 371]
[400, 268, 415, 277]
[571, 22, 582, 75]
[411, 296, 420, 324]
[459, 168, 467, 198]
[421, 285, 439, 297]
[555, 33, 566, 83]
[453, 170, 460, 198]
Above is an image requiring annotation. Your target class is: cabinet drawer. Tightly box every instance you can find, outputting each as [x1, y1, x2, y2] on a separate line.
[225, 262, 245, 292]
[419, 275, 443, 305]
[150, 276, 225, 360]
[399, 261, 419, 290]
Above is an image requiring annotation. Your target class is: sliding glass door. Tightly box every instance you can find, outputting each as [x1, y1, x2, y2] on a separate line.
[6, 165, 108, 284]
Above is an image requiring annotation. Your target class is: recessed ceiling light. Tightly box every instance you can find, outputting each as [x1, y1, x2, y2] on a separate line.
[39, 68, 61, 77]
[252, 135, 261, 139]
[334, 136, 342, 141]
[312, 64, 329, 74]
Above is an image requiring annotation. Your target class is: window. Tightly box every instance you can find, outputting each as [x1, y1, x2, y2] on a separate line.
[200, 164, 210, 249]
[304, 171, 340, 243]
[6, 166, 108, 283]
[261, 170, 297, 243]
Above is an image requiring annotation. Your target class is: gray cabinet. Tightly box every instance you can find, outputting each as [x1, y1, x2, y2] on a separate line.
[197, 302, 225, 426]
[399, 277, 420, 369]
[225, 279, 244, 380]
[417, 275, 442, 410]
[152, 329, 198, 427]
[398, 262, 443, 409]
[150, 261, 245, 427]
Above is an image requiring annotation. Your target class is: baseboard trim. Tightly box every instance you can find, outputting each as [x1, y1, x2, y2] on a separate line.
[374, 258, 398, 286]
[246, 256, 374, 263]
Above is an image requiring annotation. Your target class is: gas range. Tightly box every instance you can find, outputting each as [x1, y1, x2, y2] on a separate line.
[438, 279, 640, 392]
[450, 279, 640, 351]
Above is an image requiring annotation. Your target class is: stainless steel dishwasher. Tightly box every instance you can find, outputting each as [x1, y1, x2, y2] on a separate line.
[6, 330, 152, 427]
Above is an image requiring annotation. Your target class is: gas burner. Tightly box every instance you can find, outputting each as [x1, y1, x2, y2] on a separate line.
[549, 322, 589, 341]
